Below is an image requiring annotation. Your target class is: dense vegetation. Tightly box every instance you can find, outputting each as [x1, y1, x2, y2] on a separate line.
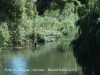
[1, 0, 100, 74]
[0, 0, 77, 48]
[71, 0, 100, 75]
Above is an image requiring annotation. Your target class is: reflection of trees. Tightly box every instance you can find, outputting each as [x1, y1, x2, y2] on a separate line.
[71, 0, 100, 75]
[66, 71, 80, 75]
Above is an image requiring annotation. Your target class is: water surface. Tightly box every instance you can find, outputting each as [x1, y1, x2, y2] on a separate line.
[0, 36, 81, 75]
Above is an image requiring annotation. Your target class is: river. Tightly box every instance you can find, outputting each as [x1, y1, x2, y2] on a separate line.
[0, 35, 82, 75]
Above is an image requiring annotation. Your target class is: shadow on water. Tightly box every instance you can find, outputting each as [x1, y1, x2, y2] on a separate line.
[0, 36, 82, 75]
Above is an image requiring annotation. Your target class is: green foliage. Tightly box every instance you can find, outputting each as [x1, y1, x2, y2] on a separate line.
[77, 0, 88, 4]
[71, 0, 100, 75]
[1, 0, 21, 21]
[36, 0, 66, 15]
[32, 10, 78, 41]
[44, 9, 60, 17]
[0, 31, 4, 45]
[0, 22, 10, 45]
[0, 0, 38, 46]
[0, 0, 78, 49]
[0, 0, 37, 21]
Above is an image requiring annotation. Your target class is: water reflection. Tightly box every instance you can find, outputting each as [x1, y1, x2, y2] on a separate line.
[0, 36, 82, 75]
[5, 57, 27, 75]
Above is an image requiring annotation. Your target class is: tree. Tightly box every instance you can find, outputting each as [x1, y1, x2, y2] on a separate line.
[71, 0, 100, 75]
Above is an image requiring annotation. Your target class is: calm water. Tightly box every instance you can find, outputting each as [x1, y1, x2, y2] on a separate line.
[0, 36, 82, 75]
